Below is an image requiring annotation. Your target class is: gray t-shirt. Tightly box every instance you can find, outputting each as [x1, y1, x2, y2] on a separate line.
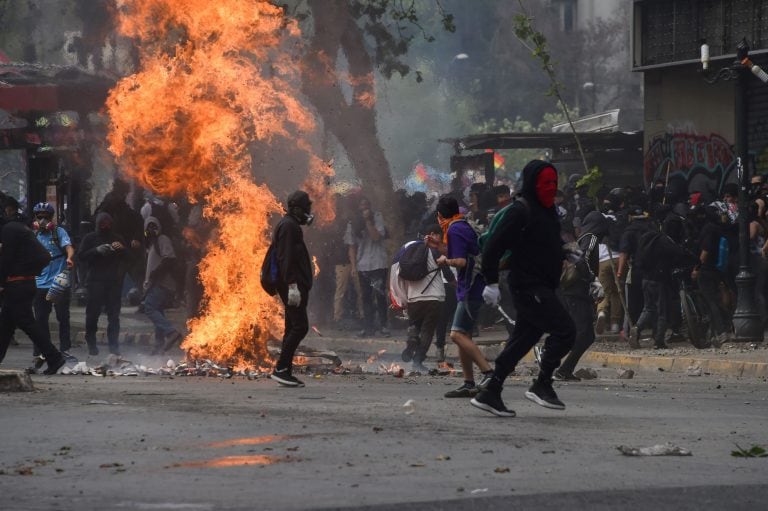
[344, 212, 388, 272]
[145, 234, 177, 291]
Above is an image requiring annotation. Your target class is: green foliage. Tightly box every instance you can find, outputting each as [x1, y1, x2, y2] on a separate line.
[575, 167, 603, 202]
[349, 0, 455, 79]
[511, 1, 589, 175]
[731, 444, 768, 458]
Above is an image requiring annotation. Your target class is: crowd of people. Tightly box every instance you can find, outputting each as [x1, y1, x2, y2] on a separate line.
[2, 158, 768, 416]
[0, 179, 193, 373]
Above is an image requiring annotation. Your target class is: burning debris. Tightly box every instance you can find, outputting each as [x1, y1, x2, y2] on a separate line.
[106, 0, 334, 371]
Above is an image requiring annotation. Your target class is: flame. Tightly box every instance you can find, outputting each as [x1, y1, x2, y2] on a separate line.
[106, 0, 333, 369]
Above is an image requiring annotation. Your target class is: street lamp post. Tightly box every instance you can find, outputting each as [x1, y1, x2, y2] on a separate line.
[700, 38, 765, 342]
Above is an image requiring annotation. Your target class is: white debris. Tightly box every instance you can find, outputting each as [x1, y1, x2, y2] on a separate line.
[403, 399, 415, 415]
[686, 366, 703, 377]
[617, 442, 692, 456]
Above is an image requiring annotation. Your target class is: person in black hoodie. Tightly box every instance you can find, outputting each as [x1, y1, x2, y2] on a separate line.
[77, 212, 128, 356]
[555, 210, 606, 380]
[630, 215, 694, 349]
[269, 190, 313, 388]
[0, 197, 65, 374]
[471, 160, 577, 417]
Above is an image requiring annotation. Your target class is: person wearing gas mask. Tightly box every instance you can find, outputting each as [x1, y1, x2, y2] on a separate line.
[472, 160, 577, 417]
[0, 196, 66, 375]
[31, 202, 75, 363]
[77, 212, 129, 356]
[269, 191, 314, 388]
[142, 216, 184, 354]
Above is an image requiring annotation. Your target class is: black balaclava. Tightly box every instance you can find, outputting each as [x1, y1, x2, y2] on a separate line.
[95, 212, 114, 233]
[287, 190, 313, 225]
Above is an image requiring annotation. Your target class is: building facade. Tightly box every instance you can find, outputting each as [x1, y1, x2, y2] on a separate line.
[633, 0, 768, 196]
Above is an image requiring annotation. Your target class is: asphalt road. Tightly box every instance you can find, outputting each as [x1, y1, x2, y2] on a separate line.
[1, 363, 766, 511]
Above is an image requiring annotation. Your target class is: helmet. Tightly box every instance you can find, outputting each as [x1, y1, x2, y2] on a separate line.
[33, 202, 55, 216]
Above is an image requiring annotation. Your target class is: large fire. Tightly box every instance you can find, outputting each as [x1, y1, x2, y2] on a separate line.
[106, 0, 333, 369]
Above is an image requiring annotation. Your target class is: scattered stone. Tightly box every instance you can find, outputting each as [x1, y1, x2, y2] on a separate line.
[494, 467, 510, 473]
[574, 368, 598, 380]
[0, 370, 34, 392]
[616, 368, 635, 380]
[686, 366, 703, 377]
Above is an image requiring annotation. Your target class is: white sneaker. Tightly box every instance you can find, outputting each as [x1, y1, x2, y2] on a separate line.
[595, 312, 607, 334]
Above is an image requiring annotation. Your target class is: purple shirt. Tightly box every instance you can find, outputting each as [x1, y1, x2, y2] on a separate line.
[447, 220, 484, 302]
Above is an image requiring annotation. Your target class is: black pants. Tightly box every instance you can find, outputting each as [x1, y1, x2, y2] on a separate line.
[636, 279, 670, 346]
[33, 288, 71, 355]
[358, 269, 388, 333]
[0, 280, 61, 364]
[85, 280, 122, 354]
[698, 269, 730, 336]
[275, 285, 309, 372]
[435, 285, 457, 348]
[406, 300, 442, 363]
[491, 286, 576, 386]
[559, 293, 595, 375]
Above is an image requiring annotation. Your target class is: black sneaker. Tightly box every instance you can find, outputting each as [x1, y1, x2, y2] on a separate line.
[32, 355, 46, 370]
[401, 342, 416, 362]
[553, 369, 581, 382]
[525, 379, 565, 410]
[471, 390, 516, 417]
[476, 371, 495, 391]
[628, 326, 641, 349]
[444, 382, 478, 398]
[43, 356, 67, 375]
[163, 331, 184, 353]
[270, 369, 305, 388]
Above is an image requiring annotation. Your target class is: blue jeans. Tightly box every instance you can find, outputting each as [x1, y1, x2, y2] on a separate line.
[144, 285, 177, 346]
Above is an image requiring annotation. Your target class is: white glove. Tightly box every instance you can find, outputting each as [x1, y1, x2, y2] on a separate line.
[287, 283, 301, 307]
[96, 243, 113, 255]
[482, 283, 501, 306]
[590, 280, 604, 301]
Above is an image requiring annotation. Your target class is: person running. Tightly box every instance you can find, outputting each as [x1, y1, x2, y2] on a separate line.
[269, 191, 314, 388]
[427, 195, 494, 398]
[471, 160, 577, 417]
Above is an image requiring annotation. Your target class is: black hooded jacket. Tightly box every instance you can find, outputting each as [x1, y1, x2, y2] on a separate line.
[77, 213, 128, 283]
[273, 213, 313, 290]
[482, 160, 565, 290]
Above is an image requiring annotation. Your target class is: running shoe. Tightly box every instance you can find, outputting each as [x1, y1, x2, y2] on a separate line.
[444, 382, 478, 398]
[525, 379, 565, 410]
[471, 390, 516, 417]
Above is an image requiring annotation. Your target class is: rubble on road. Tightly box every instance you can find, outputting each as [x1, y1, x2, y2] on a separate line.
[617, 443, 692, 456]
[574, 367, 598, 380]
[616, 368, 635, 379]
[686, 365, 703, 377]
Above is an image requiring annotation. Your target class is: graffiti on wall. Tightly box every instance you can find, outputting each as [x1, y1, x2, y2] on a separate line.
[644, 132, 735, 195]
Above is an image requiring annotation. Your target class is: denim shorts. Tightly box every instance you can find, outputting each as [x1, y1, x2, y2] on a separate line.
[450, 299, 483, 335]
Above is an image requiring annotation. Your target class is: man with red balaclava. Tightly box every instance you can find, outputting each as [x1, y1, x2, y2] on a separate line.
[471, 160, 578, 417]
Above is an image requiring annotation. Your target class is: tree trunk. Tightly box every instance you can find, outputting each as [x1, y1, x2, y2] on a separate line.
[302, 0, 404, 244]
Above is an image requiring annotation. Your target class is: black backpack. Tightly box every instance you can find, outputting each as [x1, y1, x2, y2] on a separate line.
[634, 230, 663, 273]
[397, 241, 434, 281]
[28, 231, 52, 276]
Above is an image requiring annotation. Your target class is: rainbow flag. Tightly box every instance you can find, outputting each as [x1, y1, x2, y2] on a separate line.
[485, 149, 505, 170]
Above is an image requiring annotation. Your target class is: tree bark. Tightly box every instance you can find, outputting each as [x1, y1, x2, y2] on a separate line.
[302, 0, 404, 245]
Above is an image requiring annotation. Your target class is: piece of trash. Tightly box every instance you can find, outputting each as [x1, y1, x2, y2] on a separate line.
[409, 463, 425, 467]
[166, 359, 175, 368]
[617, 443, 692, 456]
[616, 368, 635, 380]
[403, 399, 415, 415]
[372, 426, 383, 433]
[470, 488, 489, 495]
[311, 326, 323, 337]
[87, 400, 112, 405]
[574, 367, 597, 380]
[436, 454, 451, 461]
[686, 366, 702, 377]
[493, 467, 510, 473]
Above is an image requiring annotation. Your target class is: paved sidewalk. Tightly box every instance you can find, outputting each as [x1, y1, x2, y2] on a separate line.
[16, 306, 768, 379]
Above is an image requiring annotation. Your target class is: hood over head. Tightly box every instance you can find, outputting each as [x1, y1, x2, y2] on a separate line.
[520, 159, 559, 209]
[144, 215, 162, 235]
[580, 210, 609, 237]
[95, 212, 113, 232]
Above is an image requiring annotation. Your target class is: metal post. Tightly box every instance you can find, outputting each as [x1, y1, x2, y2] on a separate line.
[732, 60, 763, 342]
